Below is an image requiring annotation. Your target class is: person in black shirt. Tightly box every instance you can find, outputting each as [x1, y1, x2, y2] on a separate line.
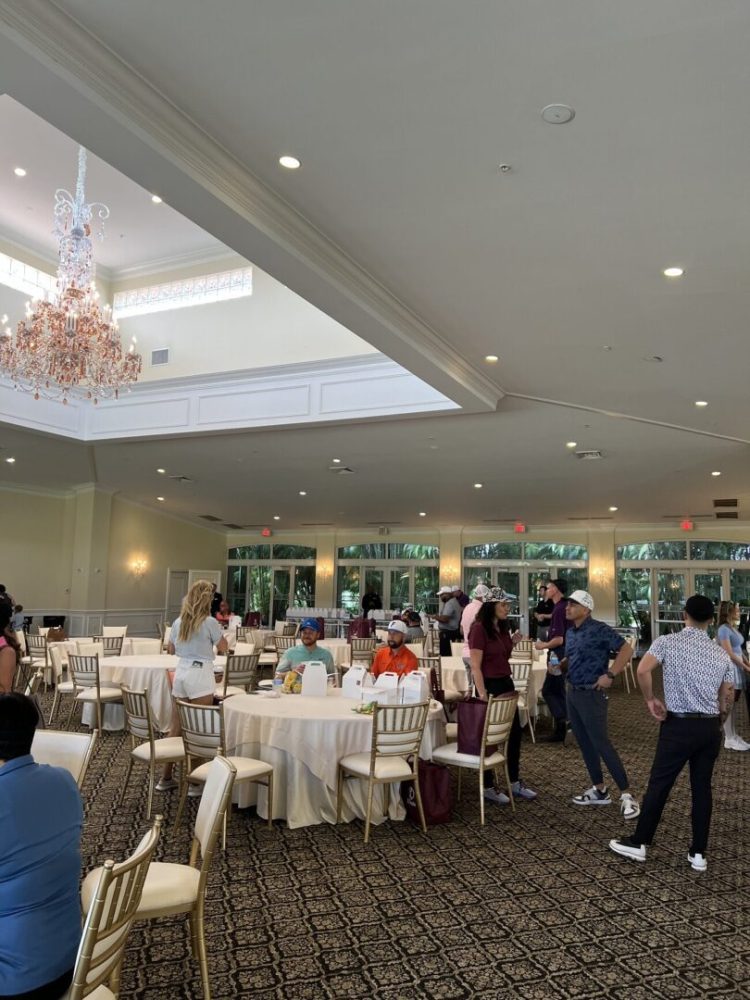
[361, 586, 382, 616]
[210, 584, 223, 618]
[533, 584, 554, 641]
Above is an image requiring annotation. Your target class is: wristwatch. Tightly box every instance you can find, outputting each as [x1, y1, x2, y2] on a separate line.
[605, 669, 615, 680]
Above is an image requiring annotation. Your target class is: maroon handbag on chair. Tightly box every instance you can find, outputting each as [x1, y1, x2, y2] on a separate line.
[456, 697, 488, 755]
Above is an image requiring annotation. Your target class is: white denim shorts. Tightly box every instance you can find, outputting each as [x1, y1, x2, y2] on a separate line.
[172, 660, 215, 700]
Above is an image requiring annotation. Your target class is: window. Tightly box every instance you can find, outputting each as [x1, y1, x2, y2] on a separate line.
[227, 544, 316, 561]
[337, 544, 387, 559]
[689, 541, 750, 561]
[0, 251, 55, 299]
[228, 545, 271, 560]
[271, 544, 317, 560]
[337, 566, 360, 613]
[113, 266, 253, 318]
[387, 543, 440, 560]
[617, 542, 688, 561]
[523, 543, 588, 561]
[463, 543, 523, 560]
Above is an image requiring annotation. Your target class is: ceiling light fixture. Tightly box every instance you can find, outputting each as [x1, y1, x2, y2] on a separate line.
[5, 457, 15, 464]
[156, 468, 165, 474]
[663, 267, 684, 278]
[332, 458, 341, 464]
[474, 483, 483, 489]
[279, 155, 301, 170]
[151, 194, 162, 204]
[418, 512, 427, 517]
[299, 490, 307, 496]
[711, 471, 721, 477]
[13, 167, 26, 177]
[484, 355, 499, 363]
[0, 147, 142, 402]
[273, 515, 280, 521]
[566, 441, 577, 449]
[608, 506, 618, 512]
[694, 401, 708, 407]
[541, 104, 575, 124]
[156, 496, 165, 501]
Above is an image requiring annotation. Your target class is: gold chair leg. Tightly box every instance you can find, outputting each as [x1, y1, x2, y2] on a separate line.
[479, 765, 485, 826]
[65, 697, 77, 730]
[222, 810, 227, 851]
[336, 765, 344, 823]
[96, 701, 103, 737]
[146, 760, 155, 820]
[411, 774, 427, 834]
[364, 777, 375, 844]
[48, 689, 59, 726]
[194, 905, 211, 1000]
[505, 761, 516, 813]
[528, 712, 536, 744]
[174, 774, 189, 835]
[266, 772, 274, 829]
[119, 756, 135, 809]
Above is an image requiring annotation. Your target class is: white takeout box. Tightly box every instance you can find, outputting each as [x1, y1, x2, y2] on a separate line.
[360, 684, 399, 706]
[342, 664, 367, 699]
[300, 661, 328, 697]
[374, 671, 399, 690]
[400, 670, 430, 704]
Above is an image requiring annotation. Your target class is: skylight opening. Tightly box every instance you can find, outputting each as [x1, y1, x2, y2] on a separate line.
[113, 266, 253, 318]
[0, 252, 56, 298]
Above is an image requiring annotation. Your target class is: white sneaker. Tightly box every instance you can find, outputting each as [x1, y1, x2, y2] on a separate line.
[155, 778, 178, 792]
[572, 786, 611, 806]
[609, 838, 646, 862]
[724, 737, 750, 751]
[620, 792, 640, 820]
[483, 787, 510, 805]
[688, 852, 707, 872]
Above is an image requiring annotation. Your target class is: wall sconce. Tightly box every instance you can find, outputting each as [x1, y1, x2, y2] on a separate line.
[130, 558, 148, 579]
[591, 566, 608, 587]
[318, 561, 333, 582]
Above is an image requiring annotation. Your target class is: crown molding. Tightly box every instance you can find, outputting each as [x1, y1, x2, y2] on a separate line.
[110, 245, 243, 284]
[0, 0, 501, 413]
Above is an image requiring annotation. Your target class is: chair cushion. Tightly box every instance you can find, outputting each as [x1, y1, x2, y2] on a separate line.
[339, 752, 413, 780]
[131, 736, 185, 762]
[432, 742, 506, 769]
[76, 687, 123, 702]
[190, 756, 272, 782]
[445, 722, 458, 740]
[57, 681, 76, 693]
[81, 863, 200, 919]
[61, 985, 115, 1000]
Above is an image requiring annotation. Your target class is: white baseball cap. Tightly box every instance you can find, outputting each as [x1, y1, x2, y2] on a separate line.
[472, 584, 491, 600]
[437, 586, 453, 595]
[387, 620, 407, 633]
[568, 590, 595, 611]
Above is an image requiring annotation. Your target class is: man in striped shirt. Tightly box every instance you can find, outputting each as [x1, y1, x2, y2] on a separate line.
[609, 595, 734, 873]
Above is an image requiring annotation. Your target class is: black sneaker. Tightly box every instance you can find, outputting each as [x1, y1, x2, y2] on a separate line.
[572, 785, 611, 806]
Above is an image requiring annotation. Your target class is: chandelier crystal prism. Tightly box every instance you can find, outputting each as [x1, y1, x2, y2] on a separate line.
[0, 146, 141, 403]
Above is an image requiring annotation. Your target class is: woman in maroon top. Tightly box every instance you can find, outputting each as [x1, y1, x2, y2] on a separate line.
[468, 593, 538, 805]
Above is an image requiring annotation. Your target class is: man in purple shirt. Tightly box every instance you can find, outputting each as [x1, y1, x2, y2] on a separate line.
[534, 578, 569, 741]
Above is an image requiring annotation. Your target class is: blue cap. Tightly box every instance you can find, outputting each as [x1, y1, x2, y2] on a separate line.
[300, 617, 321, 633]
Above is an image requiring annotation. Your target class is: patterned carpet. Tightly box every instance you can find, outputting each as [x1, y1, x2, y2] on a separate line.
[55, 686, 748, 1000]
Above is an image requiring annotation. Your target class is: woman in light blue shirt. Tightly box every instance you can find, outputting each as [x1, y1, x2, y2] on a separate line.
[158, 579, 227, 790]
[716, 600, 750, 751]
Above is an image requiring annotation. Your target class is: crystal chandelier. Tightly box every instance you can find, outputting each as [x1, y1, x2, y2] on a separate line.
[0, 146, 141, 403]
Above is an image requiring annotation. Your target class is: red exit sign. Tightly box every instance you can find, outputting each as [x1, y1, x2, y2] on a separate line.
[261, 528, 272, 537]
[514, 522, 526, 534]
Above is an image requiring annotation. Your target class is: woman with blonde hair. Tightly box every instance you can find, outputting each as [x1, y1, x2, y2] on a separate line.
[716, 600, 750, 751]
[157, 580, 227, 790]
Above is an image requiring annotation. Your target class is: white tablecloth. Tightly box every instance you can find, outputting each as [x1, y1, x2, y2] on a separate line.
[223, 690, 445, 828]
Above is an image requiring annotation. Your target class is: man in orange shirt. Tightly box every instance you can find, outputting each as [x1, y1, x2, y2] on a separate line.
[371, 620, 419, 679]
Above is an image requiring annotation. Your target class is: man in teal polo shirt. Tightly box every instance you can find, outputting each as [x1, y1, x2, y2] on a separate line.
[275, 618, 335, 678]
[0, 693, 83, 999]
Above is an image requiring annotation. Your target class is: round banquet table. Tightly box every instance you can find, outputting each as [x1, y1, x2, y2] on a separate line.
[78, 654, 227, 732]
[223, 690, 446, 829]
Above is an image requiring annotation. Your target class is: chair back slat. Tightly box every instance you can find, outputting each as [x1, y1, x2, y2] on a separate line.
[513, 638, 533, 655]
[274, 636, 296, 652]
[418, 656, 441, 686]
[68, 817, 161, 999]
[177, 700, 222, 759]
[121, 687, 153, 744]
[31, 728, 98, 787]
[236, 626, 253, 643]
[282, 623, 298, 637]
[93, 636, 124, 655]
[69, 654, 102, 691]
[510, 660, 531, 688]
[373, 702, 429, 757]
[484, 693, 518, 752]
[351, 637, 376, 651]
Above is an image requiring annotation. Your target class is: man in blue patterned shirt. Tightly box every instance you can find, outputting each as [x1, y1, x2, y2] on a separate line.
[563, 590, 640, 820]
[609, 595, 734, 873]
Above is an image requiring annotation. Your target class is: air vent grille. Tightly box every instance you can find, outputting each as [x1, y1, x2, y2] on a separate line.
[329, 465, 355, 474]
[301, 522, 334, 526]
[575, 450, 604, 461]
[198, 514, 222, 522]
[223, 523, 246, 530]
[713, 499, 738, 508]
[151, 348, 169, 366]
[567, 516, 614, 521]
[661, 513, 713, 519]
[716, 511, 739, 519]
[169, 475, 193, 484]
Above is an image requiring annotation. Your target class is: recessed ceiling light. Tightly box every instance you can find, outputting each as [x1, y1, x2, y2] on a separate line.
[643, 355, 664, 363]
[13, 167, 26, 177]
[566, 441, 577, 449]
[151, 194, 162, 204]
[156, 468, 165, 474]
[299, 490, 307, 496]
[541, 104, 575, 124]
[332, 458, 341, 464]
[474, 483, 483, 489]
[608, 506, 618, 512]
[5, 457, 15, 464]
[156, 496, 165, 501]
[711, 471, 721, 477]
[273, 515, 280, 521]
[663, 267, 684, 278]
[418, 512, 427, 517]
[279, 155, 301, 170]
[484, 355, 499, 363]
[694, 401, 708, 408]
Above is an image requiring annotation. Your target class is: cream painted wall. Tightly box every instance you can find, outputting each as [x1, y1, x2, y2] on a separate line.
[0, 488, 73, 608]
[106, 496, 226, 610]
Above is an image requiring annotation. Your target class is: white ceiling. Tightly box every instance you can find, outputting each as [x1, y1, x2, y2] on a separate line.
[1, 1, 750, 526]
[0, 95, 221, 273]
